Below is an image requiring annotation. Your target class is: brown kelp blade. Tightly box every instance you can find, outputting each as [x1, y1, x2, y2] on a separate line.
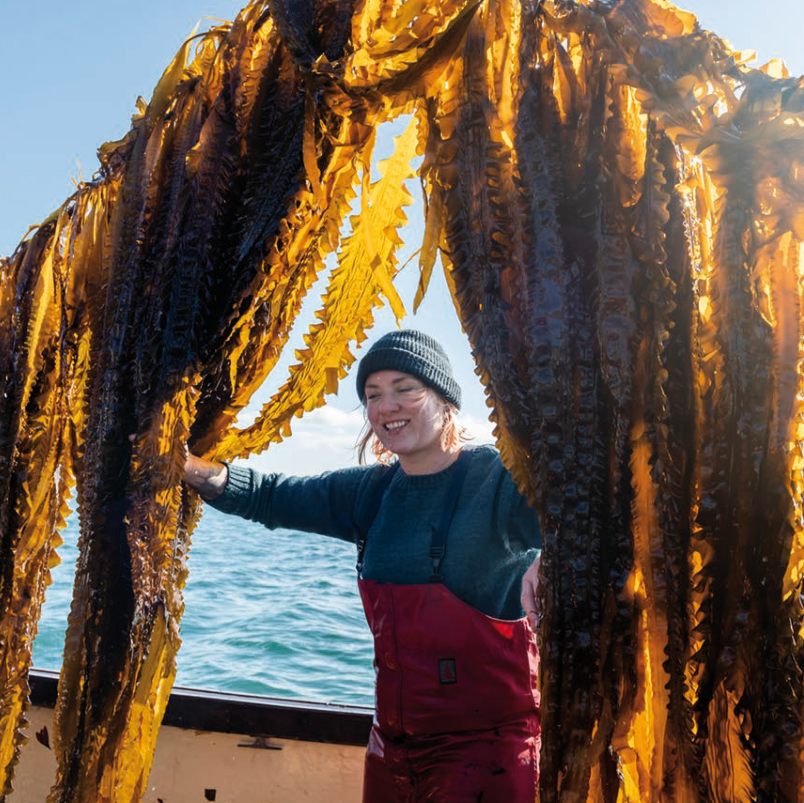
[419, 0, 804, 800]
[0, 219, 75, 797]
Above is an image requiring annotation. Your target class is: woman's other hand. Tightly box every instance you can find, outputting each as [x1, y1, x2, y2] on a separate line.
[520, 554, 541, 632]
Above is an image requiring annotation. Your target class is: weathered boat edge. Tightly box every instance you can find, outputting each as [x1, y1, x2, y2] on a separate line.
[29, 667, 373, 746]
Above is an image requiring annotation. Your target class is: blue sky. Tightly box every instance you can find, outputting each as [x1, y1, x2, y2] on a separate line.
[1, 0, 801, 473]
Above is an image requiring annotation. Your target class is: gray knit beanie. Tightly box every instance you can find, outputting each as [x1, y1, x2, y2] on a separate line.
[356, 330, 462, 409]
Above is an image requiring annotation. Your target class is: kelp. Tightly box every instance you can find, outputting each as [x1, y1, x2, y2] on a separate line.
[1, 0, 804, 801]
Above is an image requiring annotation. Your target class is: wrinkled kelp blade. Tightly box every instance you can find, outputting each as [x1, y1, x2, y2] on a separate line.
[424, 0, 804, 800]
[0, 212, 85, 797]
[215, 115, 420, 458]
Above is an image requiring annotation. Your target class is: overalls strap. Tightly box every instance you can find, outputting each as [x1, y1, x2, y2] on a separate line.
[429, 449, 472, 582]
[354, 450, 473, 580]
[355, 462, 400, 574]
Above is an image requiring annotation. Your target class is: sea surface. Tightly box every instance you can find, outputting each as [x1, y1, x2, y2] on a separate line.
[32, 507, 376, 708]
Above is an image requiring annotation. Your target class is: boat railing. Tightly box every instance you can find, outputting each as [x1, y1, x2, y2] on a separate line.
[29, 668, 373, 747]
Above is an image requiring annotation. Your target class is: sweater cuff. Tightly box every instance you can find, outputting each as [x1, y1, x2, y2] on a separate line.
[206, 463, 254, 515]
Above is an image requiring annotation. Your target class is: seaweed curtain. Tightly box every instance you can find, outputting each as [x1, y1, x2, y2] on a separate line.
[1, 0, 803, 801]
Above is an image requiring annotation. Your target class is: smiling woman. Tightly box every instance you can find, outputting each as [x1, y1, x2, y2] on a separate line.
[362, 371, 460, 472]
[182, 328, 543, 802]
[357, 331, 467, 472]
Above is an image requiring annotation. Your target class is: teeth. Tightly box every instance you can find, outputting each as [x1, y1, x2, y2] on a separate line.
[385, 421, 407, 431]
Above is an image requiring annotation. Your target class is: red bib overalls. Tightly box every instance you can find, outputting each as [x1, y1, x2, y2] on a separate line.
[358, 577, 541, 802]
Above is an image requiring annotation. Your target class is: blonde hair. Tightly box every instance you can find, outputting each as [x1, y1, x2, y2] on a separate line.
[356, 391, 470, 465]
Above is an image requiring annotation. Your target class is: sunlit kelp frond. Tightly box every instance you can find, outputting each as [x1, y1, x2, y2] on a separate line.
[429, 0, 537, 500]
[345, 0, 481, 101]
[646, 62, 804, 801]
[584, 78, 653, 801]
[429, 1, 615, 793]
[649, 140, 700, 797]
[0, 212, 84, 796]
[215, 113, 421, 459]
[48, 36, 221, 797]
[700, 72, 804, 801]
[614, 122, 681, 798]
[187, 10, 354, 457]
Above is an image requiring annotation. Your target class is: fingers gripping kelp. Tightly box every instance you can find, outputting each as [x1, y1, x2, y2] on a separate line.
[1, 0, 804, 801]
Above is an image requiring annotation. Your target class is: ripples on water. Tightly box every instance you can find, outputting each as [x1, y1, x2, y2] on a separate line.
[33, 508, 375, 707]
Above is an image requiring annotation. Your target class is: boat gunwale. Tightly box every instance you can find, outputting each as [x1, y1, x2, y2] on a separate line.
[29, 668, 373, 747]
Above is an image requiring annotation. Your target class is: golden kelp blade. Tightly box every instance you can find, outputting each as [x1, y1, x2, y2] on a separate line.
[1, 0, 804, 801]
[0, 209, 85, 797]
[216, 115, 421, 459]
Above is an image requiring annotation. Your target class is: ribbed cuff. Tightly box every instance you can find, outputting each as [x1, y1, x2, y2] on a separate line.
[207, 463, 254, 514]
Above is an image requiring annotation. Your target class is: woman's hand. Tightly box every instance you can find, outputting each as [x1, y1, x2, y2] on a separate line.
[520, 554, 541, 632]
[129, 435, 228, 499]
[184, 453, 229, 500]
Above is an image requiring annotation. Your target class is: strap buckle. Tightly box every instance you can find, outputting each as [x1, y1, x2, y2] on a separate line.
[429, 544, 445, 583]
[355, 538, 366, 574]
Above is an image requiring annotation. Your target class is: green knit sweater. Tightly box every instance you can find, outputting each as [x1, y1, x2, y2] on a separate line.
[208, 444, 541, 619]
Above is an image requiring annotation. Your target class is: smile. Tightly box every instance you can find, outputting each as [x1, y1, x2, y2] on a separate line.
[384, 421, 408, 431]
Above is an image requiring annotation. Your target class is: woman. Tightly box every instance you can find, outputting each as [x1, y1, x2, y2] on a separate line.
[185, 329, 542, 802]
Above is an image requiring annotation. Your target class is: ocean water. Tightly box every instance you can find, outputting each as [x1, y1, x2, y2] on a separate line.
[32, 507, 376, 707]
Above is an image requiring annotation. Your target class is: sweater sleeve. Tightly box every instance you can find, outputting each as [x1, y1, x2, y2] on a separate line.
[206, 462, 373, 543]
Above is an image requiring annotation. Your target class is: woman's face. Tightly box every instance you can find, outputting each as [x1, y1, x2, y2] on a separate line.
[364, 370, 447, 466]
